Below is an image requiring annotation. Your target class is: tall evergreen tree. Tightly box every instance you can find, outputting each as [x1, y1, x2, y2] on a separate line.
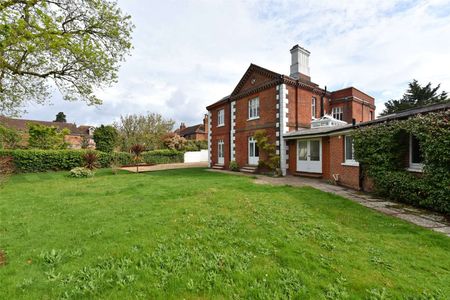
[380, 80, 449, 116]
[54, 112, 67, 123]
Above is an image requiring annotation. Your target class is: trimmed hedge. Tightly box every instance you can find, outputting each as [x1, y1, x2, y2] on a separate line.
[0, 149, 184, 173]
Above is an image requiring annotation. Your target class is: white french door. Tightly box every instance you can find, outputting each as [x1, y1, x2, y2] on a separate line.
[297, 139, 322, 173]
[218, 140, 224, 165]
[248, 137, 259, 166]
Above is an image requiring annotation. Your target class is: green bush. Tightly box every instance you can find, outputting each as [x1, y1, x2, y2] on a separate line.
[229, 160, 239, 171]
[183, 140, 207, 151]
[142, 149, 183, 165]
[353, 110, 450, 214]
[69, 167, 94, 178]
[0, 149, 184, 173]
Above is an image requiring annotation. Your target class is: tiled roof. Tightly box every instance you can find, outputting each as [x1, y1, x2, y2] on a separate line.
[179, 124, 205, 137]
[284, 102, 450, 139]
[0, 116, 93, 136]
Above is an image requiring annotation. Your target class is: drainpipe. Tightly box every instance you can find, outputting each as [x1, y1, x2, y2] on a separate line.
[295, 83, 299, 130]
[320, 86, 327, 117]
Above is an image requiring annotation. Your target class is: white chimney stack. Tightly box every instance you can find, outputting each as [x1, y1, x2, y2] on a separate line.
[290, 44, 310, 80]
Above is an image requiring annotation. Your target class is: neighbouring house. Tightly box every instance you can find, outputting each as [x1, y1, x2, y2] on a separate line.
[0, 116, 96, 149]
[175, 114, 208, 141]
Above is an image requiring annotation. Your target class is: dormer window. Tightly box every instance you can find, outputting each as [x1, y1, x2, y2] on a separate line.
[332, 107, 343, 121]
[217, 109, 225, 127]
[248, 97, 260, 120]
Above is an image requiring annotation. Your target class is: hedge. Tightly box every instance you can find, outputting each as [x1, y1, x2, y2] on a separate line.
[353, 110, 450, 214]
[0, 149, 184, 173]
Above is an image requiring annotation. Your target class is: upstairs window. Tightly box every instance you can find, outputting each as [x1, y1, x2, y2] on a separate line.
[311, 97, 316, 119]
[217, 109, 225, 126]
[332, 107, 343, 121]
[248, 97, 260, 120]
[409, 134, 424, 171]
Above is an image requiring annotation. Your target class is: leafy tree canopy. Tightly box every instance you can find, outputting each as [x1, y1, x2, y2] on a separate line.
[27, 123, 69, 149]
[380, 80, 449, 116]
[54, 112, 66, 122]
[93, 124, 117, 153]
[0, 0, 134, 116]
[114, 113, 175, 151]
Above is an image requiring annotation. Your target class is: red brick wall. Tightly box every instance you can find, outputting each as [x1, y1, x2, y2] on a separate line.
[287, 140, 297, 175]
[329, 135, 360, 189]
[286, 85, 331, 130]
[234, 88, 277, 167]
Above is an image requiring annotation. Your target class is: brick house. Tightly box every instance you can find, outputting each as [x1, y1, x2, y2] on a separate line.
[175, 115, 208, 141]
[206, 45, 376, 189]
[0, 116, 96, 149]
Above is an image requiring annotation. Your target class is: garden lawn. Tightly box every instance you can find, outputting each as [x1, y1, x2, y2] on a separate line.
[0, 168, 449, 299]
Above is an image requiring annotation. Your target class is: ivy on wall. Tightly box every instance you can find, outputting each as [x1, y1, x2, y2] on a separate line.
[352, 110, 450, 214]
[254, 129, 281, 176]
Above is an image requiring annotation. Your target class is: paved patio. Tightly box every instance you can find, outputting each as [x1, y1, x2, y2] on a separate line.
[208, 169, 450, 237]
[121, 162, 208, 173]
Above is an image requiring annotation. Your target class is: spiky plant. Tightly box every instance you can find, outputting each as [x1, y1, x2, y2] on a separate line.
[83, 151, 99, 170]
[130, 144, 146, 173]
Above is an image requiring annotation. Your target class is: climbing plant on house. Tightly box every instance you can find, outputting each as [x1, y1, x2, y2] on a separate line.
[254, 129, 281, 176]
[352, 110, 450, 214]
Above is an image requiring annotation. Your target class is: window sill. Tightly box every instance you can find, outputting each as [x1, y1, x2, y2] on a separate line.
[217, 124, 225, 128]
[247, 117, 260, 121]
[341, 161, 359, 167]
[407, 167, 423, 173]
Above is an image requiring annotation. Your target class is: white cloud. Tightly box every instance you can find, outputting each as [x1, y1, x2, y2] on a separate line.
[22, 0, 450, 125]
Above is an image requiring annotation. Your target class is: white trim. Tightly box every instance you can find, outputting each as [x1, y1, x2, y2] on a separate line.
[279, 84, 289, 176]
[230, 101, 236, 161]
[247, 117, 260, 121]
[207, 111, 212, 167]
[341, 162, 359, 167]
[407, 167, 423, 173]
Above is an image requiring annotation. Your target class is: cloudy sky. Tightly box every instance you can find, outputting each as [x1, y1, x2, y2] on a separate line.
[22, 0, 450, 127]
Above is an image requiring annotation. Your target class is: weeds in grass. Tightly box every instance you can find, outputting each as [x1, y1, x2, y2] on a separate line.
[325, 276, 349, 299]
[366, 287, 389, 300]
[39, 249, 64, 267]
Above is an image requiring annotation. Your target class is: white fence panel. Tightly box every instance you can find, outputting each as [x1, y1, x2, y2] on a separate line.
[184, 150, 208, 163]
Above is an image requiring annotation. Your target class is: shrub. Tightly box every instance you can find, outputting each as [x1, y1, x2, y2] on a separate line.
[183, 140, 207, 151]
[141, 149, 184, 165]
[254, 130, 281, 175]
[0, 156, 14, 187]
[229, 160, 239, 171]
[163, 133, 186, 150]
[93, 125, 118, 153]
[69, 167, 93, 178]
[83, 151, 99, 170]
[0, 149, 183, 173]
[353, 110, 450, 214]
[27, 123, 69, 149]
[0, 125, 21, 149]
[130, 144, 146, 172]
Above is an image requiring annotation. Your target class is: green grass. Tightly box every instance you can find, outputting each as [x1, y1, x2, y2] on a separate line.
[0, 168, 449, 299]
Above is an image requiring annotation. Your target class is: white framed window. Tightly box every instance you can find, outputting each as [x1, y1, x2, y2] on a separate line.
[342, 135, 359, 166]
[409, 134, 424, 172]
[332, 107, 343, 121]
[217, 109, 225, 127]
[311, 97, 316, 119]
[248, 97, 260, 120]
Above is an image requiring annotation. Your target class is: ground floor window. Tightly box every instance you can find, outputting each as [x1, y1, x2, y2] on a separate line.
[409, 134, 423, 171]
[248, 137, 259, 165]
[342, 135, 359, 166]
